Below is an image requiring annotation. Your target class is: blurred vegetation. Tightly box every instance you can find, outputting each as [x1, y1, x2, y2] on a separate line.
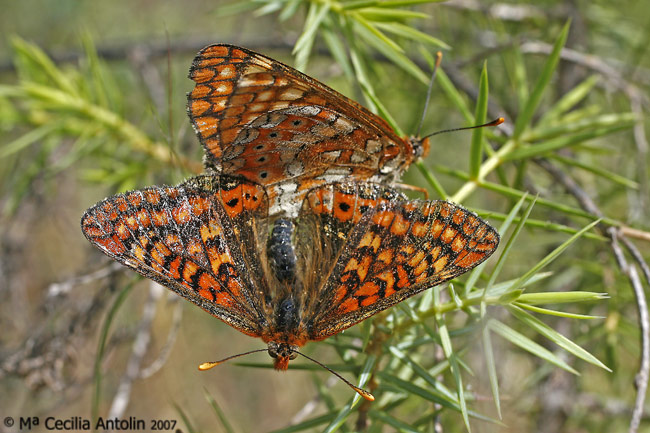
[0, 1, 649, 432]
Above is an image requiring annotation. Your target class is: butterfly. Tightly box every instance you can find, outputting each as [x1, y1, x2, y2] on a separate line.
[81, 175, 499, 399]
[187, 44, 430, 217]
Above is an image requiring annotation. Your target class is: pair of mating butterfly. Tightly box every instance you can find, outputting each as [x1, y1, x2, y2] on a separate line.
[81, 44, 500, 401]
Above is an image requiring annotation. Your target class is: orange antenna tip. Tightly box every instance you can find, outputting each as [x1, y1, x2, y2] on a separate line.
[293, 350, 374, 402]
[198, 348, 268, 371]
[199, 361, 222, 371]
[198, 361, 221, 371]
[435, 51, 443, 67]
[199, 347, 374, 400]
[354, 386, 376, 401]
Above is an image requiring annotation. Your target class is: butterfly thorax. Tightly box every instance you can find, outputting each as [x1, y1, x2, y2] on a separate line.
[261, 296, 308, 370]
[267, 296, 301, 370]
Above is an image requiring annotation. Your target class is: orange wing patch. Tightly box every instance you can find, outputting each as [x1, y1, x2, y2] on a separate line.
[187, 44, 429, 217]
[80, 175, 269, 338]
[303, 187, 500, 340]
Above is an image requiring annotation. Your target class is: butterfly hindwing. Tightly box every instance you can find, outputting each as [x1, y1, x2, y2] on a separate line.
[299, 182, 500, 340]
[295, 182, 402, 300]
[80, 175, 271, 337]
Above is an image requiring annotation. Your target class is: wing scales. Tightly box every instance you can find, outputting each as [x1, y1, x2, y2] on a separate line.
[297, 182, 500, 340]
[187, 44, 423, 215]
[81, 175, 271, 337]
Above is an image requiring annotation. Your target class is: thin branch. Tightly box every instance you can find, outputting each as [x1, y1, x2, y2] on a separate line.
[520, 41, 650, 96]
[620, 237, 650, 287]
[620, 227, 650, 243]
[444, 0, 563, 21]
[628, 96, 649, 223]
[609, 228, 649, 433]
[534, 158, 606, 223]
[537, 157, 650, 433]
[138, 296, 183, 379]
[108, 282, 163, 419]
[47, 262, 123, 298]
[0, 37, 296, 73]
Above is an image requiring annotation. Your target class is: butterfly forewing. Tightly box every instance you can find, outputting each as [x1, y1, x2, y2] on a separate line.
[80, 175, 271, 337]
[298, 182, 500, 340]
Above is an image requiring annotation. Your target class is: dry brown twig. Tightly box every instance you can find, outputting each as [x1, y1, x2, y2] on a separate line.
[108, 282, 163, 419]
[138, 296, 183, 379]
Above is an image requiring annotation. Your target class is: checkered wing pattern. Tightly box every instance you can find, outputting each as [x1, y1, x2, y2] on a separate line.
[187, 44, 428, 214]
[298, 182, 500, 340]
[80, 175, 271, 337]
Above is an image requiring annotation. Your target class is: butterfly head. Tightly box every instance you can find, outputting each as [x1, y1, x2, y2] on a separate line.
[407, 136, 430, 161]
[267, 341, 299, 371]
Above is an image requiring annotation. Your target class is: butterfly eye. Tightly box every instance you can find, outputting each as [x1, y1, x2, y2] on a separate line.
[267, 341, 279, 358]
[410, 137, 428, 158]
[289, 352, 298, 360]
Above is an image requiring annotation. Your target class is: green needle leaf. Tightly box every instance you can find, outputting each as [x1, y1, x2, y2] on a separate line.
[513, 21, 571, 138]
[470, 61, 490, 179]
[489, 319, 578, 374]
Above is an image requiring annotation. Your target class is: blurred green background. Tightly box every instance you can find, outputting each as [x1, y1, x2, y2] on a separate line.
[1, 1, 649, 432]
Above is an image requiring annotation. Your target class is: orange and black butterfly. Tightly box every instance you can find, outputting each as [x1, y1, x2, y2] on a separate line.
[81, 175, 499, 399]
[82, 44, 500, 400]
[187, 44, 431, 216]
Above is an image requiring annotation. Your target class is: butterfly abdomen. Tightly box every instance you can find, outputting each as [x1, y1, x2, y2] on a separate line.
[275, 297, 300, 335]
[267, 218, 298, 284]
[265, 218, 311, 346]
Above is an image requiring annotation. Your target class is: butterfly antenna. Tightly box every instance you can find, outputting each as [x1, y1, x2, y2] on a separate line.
[198, 348, 269, 371]
[415, 51, 443, 138]
[294, 350, 375, 401]
[422, 117, 505, 140]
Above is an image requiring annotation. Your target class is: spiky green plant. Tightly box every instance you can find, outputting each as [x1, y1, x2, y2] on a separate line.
[1, 1, 647, 432]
